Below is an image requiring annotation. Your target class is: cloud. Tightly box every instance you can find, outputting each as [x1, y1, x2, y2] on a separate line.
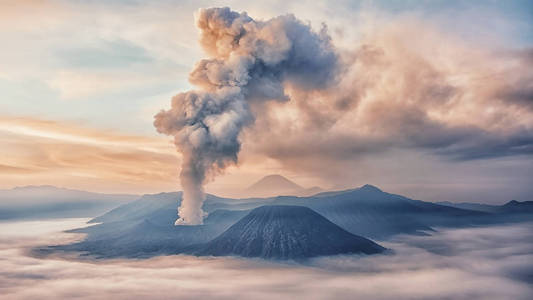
[154, 7, 338, 224]
[1, 1, 532, 202]
[44, 65, 187, 101]
[0, 164, 35, 174]
[242, 17, 533, 180]
[1, 219, 532, 299]
[0, 116, 179, 193]
[0, 0, 195, 100]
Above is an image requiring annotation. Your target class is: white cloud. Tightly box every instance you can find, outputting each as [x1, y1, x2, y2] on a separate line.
[0, 219, 531, 299]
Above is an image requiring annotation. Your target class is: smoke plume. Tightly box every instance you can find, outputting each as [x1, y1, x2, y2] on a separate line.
[154, 7, 337, 224]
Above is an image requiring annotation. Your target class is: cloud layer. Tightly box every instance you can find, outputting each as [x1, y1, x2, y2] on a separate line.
[243, 18, 533, 181]
[0, 116, 178, 193]
[1, 219, 532, 299]
[1, 1, 532, 202]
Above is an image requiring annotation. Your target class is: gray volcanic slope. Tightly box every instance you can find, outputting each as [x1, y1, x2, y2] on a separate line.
[195, 205, 386, 259]
[44, 184, 510, 259]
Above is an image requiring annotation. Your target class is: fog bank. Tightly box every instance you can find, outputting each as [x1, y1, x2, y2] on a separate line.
[0, 219, 531, 299]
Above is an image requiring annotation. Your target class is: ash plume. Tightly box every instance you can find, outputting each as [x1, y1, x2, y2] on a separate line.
[154, 7, 337, 225]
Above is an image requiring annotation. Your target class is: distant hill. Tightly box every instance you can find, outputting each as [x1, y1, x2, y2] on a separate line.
[245, 174, 323, 197]
[500, 200, 533, 213]
[436, 201, 500, 213]
[195, 205, 385, 259]
[263, 184, 490, 239]
[437, 200, 533, 214]
[0, 185, 138, 220]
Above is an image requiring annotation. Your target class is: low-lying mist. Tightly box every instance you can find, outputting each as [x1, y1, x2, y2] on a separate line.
[0, 219, 531, 300]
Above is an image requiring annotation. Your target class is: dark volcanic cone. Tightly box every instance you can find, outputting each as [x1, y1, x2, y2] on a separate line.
[196, 205, 385, 259]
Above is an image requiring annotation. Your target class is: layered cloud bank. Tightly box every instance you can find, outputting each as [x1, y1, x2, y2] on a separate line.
[245, 18, 533, 179]
[0, 116, 178, 193]
[1, 219, 532, 299]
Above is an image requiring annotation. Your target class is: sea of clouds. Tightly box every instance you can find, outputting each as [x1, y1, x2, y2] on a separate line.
[0, 219, 531, 300]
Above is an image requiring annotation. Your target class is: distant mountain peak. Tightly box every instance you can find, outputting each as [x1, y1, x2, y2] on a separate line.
[360, 184, 382, 192]
[502, 200, 533, 208]
[504, 200, 520, 206]
[312, 184, 383, 198]
[248, 174, 302, 189]
[245, 174, 304, 197]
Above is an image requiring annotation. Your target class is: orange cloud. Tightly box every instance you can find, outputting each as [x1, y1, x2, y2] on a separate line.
[243, 17, 533, 182]
[0, 116, 180, 193]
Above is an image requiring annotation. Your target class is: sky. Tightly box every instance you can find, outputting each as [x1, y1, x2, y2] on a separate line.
[0, 0, 532, 203]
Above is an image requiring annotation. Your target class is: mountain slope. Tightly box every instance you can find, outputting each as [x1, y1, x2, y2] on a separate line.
[48, 184, 514, 259]
[195, 205, 385, 259]
[56, 208, 250, 258]
[231, 184, 488, 239]
[89, 192, 241, 225]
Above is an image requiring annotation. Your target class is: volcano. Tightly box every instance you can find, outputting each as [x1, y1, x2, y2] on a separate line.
[195, 205, 385, 259]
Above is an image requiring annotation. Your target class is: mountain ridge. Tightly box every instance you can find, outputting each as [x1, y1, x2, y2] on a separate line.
[42, 183, 532, 259]
[437, 199, 533, 214]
